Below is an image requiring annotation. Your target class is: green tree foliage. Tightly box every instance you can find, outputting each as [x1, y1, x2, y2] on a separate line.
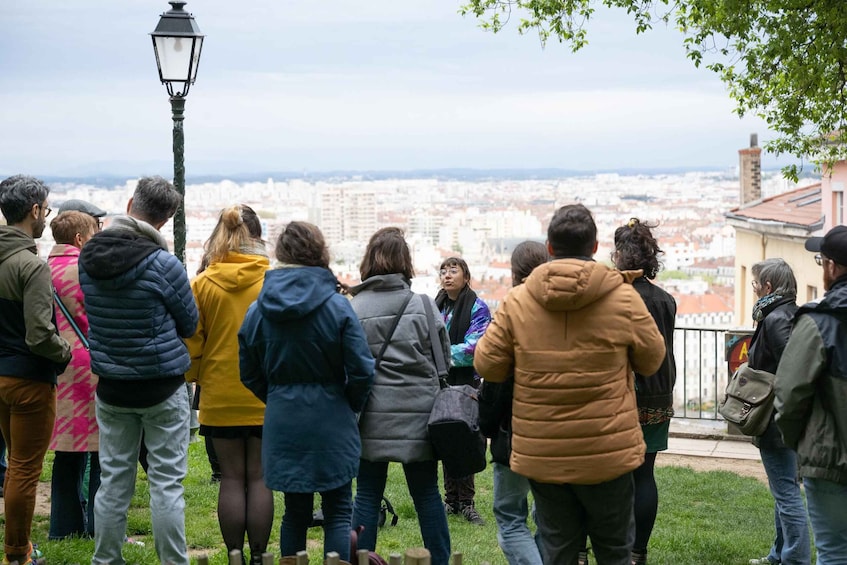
[459, 0, 847, 179]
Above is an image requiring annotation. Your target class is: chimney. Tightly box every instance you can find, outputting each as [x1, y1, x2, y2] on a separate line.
[739, 133, 762, 204]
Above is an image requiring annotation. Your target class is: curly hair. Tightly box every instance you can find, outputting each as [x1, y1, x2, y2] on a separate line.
[275, 221, 330, 268]
[613, 218, 663, 279]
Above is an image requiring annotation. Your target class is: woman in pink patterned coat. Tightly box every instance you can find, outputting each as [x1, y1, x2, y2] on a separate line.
[47, 210, 100, 540]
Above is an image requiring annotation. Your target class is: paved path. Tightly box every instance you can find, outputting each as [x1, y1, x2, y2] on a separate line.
[667, 435, 760, 461]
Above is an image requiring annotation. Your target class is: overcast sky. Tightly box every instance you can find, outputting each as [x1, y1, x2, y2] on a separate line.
[1, 1, 781, 177]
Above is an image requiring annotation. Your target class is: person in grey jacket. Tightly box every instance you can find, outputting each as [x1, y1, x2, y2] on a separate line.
[349, 227, 452, 565]
[79, 176, 198, 565]
[776, 225, 847, 565]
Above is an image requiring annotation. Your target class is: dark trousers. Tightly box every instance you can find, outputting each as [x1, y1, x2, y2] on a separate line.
[530, 472, 635, 565]
[443, 467, 475, 507]
[280, 483, 353, 561]
[50, 451, 101, 539]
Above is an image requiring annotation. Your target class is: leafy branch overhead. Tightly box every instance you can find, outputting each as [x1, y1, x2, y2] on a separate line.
[459, 0, 847, 179]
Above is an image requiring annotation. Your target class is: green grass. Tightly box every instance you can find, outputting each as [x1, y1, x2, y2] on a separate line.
[2, 446, 778, 564]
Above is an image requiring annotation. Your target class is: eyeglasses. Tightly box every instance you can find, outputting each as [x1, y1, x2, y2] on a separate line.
[439, 267, 462, 277]
[38, 204, 52, 218]
[815, 254, 824, 266]
[751, 280, 761, 290]
[97, 220, 104, 231]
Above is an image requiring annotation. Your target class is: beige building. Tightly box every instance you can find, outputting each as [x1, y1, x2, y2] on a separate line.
[725, 137, 847, 326]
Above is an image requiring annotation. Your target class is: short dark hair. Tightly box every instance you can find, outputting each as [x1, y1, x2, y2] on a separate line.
[129, 176, 181, 226]
[613, 218, 663, 279]
[439, 256, 471, 282]
[275, 221, 330, 267]
[0, 175, 50, 225]
[360, 227, 414, 281]
[511, 240, 548, 286]
[547, 204, 597, 258]
[50, 210, 98, 244]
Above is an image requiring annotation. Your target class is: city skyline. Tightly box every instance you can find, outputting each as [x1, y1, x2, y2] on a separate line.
[2, 1, 792, 177]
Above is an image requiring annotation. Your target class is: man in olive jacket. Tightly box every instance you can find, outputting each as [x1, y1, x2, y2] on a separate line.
[775, 225, 847, 563]
[0, 175, 71, 565]
[474, 204, 666, 565]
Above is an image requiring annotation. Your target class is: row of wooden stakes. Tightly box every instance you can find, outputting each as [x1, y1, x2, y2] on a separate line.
[193, 548, 492, 565]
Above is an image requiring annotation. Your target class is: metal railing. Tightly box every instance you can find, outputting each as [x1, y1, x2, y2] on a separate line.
[672, 325, 747, 421]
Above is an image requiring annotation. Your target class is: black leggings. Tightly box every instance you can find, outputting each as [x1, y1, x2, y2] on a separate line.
[632, 452, 659, 552]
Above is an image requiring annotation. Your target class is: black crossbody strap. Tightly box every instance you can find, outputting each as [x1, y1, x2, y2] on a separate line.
[53, 288, 89, 351]
[420, 294, 449, 385]
[373, 292, 415, 371]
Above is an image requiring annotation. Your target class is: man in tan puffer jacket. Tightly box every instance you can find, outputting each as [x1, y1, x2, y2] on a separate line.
[475, 204, 666, 565]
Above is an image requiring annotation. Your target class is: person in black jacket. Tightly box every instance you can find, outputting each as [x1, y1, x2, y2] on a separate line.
[612, 219, 677, 565]
[747, 258, 810, 565]
[479, 240, 547, 565]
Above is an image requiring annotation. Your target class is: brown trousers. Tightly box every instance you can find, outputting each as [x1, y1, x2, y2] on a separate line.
[0, 376, 56, 560]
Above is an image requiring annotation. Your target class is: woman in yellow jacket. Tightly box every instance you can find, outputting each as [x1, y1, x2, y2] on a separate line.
[185, 205, 272, 565]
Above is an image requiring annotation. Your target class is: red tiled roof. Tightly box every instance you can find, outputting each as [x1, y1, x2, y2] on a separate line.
[675, 293, 733, 315]
[727, 184, 823, 228]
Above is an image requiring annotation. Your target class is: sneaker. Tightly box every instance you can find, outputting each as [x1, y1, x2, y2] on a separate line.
[460, 504, 485, 526]
[749, 558, 777, 565]
[579, 549, 590, 565]
[444, 501, 460, 515]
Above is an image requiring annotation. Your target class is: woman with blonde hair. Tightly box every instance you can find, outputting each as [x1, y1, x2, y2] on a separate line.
[185, 205, 273, 565]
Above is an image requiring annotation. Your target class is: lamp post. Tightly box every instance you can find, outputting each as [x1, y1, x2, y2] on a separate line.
[150, 0, 204, 265]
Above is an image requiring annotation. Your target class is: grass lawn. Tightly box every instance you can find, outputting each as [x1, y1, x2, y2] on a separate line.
[3, 444, 778, 564]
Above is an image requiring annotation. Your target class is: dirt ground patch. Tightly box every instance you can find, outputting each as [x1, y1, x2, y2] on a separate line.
[657, 453, 767, 484]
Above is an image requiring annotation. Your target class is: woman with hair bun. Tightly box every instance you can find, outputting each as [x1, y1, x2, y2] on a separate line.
[612, 218, 677, 565]
[238, 221, 374, 562]
[185, 204, 273, 565]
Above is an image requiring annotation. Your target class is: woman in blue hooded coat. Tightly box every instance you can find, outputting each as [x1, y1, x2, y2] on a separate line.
[238, 221, 375, 562]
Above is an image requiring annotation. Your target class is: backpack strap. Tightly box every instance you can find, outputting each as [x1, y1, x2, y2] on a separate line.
[420, 294, 449, 387]
[53, 287, 89, 351]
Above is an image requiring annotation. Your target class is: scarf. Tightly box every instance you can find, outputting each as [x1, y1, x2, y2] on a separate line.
[435, 285, 477, 345]
[752, 293, 786, 323]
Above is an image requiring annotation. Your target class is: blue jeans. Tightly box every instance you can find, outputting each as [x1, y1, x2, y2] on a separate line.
[530, 473, 635, 565]
[492, 462, 542, 565]
[354, 459, 450, 565]
[281, 483, 353, 561]
[804, 477, 847, 565]
[759, 446, 810, 564]
[92, 387, 190, 565]
[50, 451, 101, 539]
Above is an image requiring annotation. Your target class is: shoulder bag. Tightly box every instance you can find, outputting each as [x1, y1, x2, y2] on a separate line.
[421, 295, 487, 476]
[718, 362, 775, 436]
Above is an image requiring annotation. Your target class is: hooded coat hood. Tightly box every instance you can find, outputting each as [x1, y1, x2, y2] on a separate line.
[524, 258, 640, 312]
[256, 265, 339, 322]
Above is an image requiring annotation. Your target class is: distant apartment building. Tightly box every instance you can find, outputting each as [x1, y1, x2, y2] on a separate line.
[318, 185, 377, 246]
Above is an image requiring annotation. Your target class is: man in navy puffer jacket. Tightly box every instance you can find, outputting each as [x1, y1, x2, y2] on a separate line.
[79, 176, 198, 565]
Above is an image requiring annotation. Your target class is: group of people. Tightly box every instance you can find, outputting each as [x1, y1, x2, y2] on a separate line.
[1, 172, 846, 565]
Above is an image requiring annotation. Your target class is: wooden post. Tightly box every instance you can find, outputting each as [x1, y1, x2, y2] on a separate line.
[326, 552, 341, 565]
[404, 547, 431, 565]
[229, 549, 244, 565]
[389, 553, 403, 565]
[261, 552, 275, 565]
[357, 549, 371, 565]
[296, 550, 309, 565]
[196, 555, 209, 565]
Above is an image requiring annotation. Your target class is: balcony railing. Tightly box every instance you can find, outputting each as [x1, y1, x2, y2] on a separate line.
[673, 325, 749, 421]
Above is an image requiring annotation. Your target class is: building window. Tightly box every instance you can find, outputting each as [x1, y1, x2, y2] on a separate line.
[837, 191, 844, 225]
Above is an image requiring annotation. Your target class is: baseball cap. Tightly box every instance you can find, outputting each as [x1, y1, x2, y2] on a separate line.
[805, 225, 847, 265]
[58, 199, 107, 218]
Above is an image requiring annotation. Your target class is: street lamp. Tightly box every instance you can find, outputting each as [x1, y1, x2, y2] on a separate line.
[151, 0, 204, 265]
